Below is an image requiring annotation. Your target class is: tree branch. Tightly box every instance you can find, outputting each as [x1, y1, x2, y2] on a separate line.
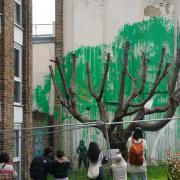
[53, 57, 71, 107]
[124, 108, 142, 116]
[98, 53, 110, 101]
[70, 54, 76, 95]
[86, 63, 98, 99]
[144, 105, 169, 115]
[49, 65, 66, 107]
[169, 49, 180, 95]
[122, 52, 147, 116]
[129, 62, 170, 107]
[127, 87, 180, 131]
[86, 55, 110, 122]
[154, 48, 166, 82]
[137, 52, 147, 94]
[115, 42, 130, 118]
[69, 54, 78, 113]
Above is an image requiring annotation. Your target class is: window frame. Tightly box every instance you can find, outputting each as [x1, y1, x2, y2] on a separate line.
[14, 44, 22, 105]
[14, 0, 22, 27]
[13, 124, 21, 180]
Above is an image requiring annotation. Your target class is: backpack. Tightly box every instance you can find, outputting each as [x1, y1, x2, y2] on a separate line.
[30, 156, 49, 180]
[128, 138, 144, 165]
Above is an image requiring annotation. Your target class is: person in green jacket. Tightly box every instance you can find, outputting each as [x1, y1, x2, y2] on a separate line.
[76, 140, 88, 169]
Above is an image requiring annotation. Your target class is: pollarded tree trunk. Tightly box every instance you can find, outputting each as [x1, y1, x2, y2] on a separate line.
[108, 130, 131, 160]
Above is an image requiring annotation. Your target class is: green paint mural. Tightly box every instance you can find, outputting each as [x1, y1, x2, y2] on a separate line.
[33, 17, 179, 157]
[33, 75, 51, 113]
[51, 17, 177, 144]
[56, 17, 174, 122]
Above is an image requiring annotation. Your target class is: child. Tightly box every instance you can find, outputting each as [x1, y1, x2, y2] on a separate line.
[111, 153, 127, 180]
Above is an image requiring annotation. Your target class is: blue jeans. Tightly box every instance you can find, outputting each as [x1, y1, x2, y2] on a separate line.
[130, 172, 147, 180]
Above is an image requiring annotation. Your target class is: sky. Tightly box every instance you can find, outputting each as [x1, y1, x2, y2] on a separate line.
[32, 0, 55, 24]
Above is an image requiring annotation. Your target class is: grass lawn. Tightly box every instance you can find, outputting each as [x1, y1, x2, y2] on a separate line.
[48, 165, 167, 180]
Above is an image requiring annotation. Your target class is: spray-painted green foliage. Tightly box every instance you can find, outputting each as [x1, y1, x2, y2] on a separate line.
[33, 75, 51, 113]
[55, 17, 174, 121]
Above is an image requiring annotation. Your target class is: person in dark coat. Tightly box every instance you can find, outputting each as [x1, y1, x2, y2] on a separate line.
[30, 147, 53, 180]
[51, 150, 70, 180]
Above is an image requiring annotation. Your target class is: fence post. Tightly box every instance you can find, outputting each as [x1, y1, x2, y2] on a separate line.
[104, 122, 111, 160]
[104, 122, 112, 178]
[70, 123, 75, 180]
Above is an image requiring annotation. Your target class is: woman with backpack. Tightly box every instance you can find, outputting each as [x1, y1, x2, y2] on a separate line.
[126, 127, 147, 180]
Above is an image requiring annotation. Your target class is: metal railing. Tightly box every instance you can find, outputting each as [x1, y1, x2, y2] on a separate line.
[33, 24, 54, 36]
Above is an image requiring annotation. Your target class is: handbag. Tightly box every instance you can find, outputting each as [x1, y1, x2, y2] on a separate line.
[87, 161, 99, 179]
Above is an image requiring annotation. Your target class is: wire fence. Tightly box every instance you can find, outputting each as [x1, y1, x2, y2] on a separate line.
[0, 117, 180, 179]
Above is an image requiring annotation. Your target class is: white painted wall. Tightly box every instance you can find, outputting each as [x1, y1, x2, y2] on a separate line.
[175, 0, 180, 23]
[64, 0, 74, 53]
[74, 0, 104, 48]
[33, 42, 55, 115]
[62, 0, 178, 163]
[103, 0, 144, 44]
[64, 0, 175, 54]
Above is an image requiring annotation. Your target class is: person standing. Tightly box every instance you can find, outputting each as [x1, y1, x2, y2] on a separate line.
[76, 140, 88, 169]
[51, 150, 70, 180]
[30, 147, 53, 180]
[87, 142, 104, 180]
[126, 127, 147, 180]
[0, 152, 17, 180]
[111, 153, 127, 180]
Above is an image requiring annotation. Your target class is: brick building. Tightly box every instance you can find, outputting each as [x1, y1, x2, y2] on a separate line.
[0, 0, 32, 179]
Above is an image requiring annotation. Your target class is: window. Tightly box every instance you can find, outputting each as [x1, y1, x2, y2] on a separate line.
[14, 48, 20, 78]
[13, 125, 21, 180]
[13, 129, 20, 157]
[14, 0, 22, 26]
[14, 45, 22, 104]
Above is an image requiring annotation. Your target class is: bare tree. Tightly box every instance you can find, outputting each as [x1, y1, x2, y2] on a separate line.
[49, 42, 180, 158]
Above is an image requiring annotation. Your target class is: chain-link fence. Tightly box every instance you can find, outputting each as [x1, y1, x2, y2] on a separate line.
[0, 117, 180, 179]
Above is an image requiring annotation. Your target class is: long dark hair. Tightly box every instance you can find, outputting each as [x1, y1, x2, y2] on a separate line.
[133, 127, 143, 140]
[87, 142, 101, 163]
